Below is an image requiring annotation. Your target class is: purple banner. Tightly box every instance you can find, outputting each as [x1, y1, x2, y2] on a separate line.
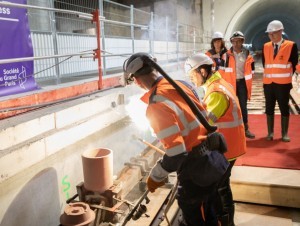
[0, 0, 38, 97]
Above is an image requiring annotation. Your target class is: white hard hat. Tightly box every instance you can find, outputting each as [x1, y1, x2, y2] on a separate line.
[184, 53, 213, 74]
[230, 31, 244, 41]
[212, 31, 224, 39]
[266, 20, 284, 33]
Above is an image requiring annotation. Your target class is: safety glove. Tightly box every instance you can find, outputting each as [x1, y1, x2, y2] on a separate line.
[146, 176, 165, 193]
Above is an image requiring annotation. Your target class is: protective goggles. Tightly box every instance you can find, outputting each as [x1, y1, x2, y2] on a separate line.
[123, 57, 144, 84]
[123, 54, 156, 85]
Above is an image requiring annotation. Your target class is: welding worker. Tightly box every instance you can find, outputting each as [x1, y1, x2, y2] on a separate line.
[219, 31, 255, 139]
[123, 52, 229, 226]
[206, 31, 228, 71]
[262, 20, 299, 142]
[185, 53, 246, 226]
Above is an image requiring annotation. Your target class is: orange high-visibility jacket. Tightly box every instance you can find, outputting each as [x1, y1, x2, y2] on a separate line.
[263, 40, 294, 84]
[141, 78, 208, 156]
[203, 73, 246, 160]
[205, 49, 227, 75]
[206, 50, 218, 71]
[141, 78, 208, 181]
[220, 49, 254, 100]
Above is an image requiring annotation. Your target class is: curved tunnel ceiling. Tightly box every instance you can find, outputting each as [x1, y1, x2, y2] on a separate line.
[224, 0, 300, 51]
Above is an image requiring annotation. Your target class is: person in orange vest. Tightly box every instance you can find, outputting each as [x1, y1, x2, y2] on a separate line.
[123, 52, 229, 226]
[205, 31, 228, 72]
[262, 20, 299, 142]
[185, 53, 246, 226]
[219, 31, 255, 139]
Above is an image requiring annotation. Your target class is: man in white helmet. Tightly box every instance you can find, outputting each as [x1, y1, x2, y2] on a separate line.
[185, 53, 246, 226]
[206, 31, 228, 71]
[262, 20, 298, 142]
[219, 31, 256, 139]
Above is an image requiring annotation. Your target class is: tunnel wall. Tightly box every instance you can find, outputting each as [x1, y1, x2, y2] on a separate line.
[213, 0, 300, 51]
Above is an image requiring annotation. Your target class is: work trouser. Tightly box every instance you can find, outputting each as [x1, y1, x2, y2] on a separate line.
[263, 83, 292, 116]
[176, 137, 229, 226]
[177, 180, 218, 226]
[236, 78, 248, 124]
[215, 160, 235, 226]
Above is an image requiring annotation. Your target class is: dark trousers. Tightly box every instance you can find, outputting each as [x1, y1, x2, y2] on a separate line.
[177, 180, 218, 226]
[215, 160, 235, 220]
[236, 79, 248, 124]
[263, 83, 292, 116]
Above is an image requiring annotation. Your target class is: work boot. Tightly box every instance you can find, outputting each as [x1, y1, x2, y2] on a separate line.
[244, 123, 255, 139]
[217, 186, 235, 226]
[228, 204, 235, 226]
[281, 116, 290, 142]
[266, 115, 274, 141]
[218, 214, 229, 226]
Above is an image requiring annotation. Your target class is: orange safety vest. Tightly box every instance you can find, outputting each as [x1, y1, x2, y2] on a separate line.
[220, 49, 254, 100]
[263, 40, 294, 84]
[206, 49, 226, 75]
[205, 50, 218, 71]
[141, 78, 208, 156]
[203, 76, 246, 159]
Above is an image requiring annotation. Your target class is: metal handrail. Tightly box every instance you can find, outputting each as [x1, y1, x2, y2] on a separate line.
[0, 52, 94, 65]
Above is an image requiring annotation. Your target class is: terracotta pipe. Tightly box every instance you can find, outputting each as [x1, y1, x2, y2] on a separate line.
[81, 148, 113, 193]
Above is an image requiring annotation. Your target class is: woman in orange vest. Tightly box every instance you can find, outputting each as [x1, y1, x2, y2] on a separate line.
[262, 20, 299, 142]
[185, 53, 246, 226]
[205, 31, 228, 72]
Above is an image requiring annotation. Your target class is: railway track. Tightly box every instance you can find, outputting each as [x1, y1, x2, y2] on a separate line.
[248, 68, 300, 115]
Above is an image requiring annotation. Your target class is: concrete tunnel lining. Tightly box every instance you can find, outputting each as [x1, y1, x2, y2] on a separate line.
[224, 0, 300, 51]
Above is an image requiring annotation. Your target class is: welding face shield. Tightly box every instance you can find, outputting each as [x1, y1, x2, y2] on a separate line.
[122, 52, 157, 85]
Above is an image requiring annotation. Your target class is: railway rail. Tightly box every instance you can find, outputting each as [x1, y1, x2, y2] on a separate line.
[248, 68, 300, 115]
